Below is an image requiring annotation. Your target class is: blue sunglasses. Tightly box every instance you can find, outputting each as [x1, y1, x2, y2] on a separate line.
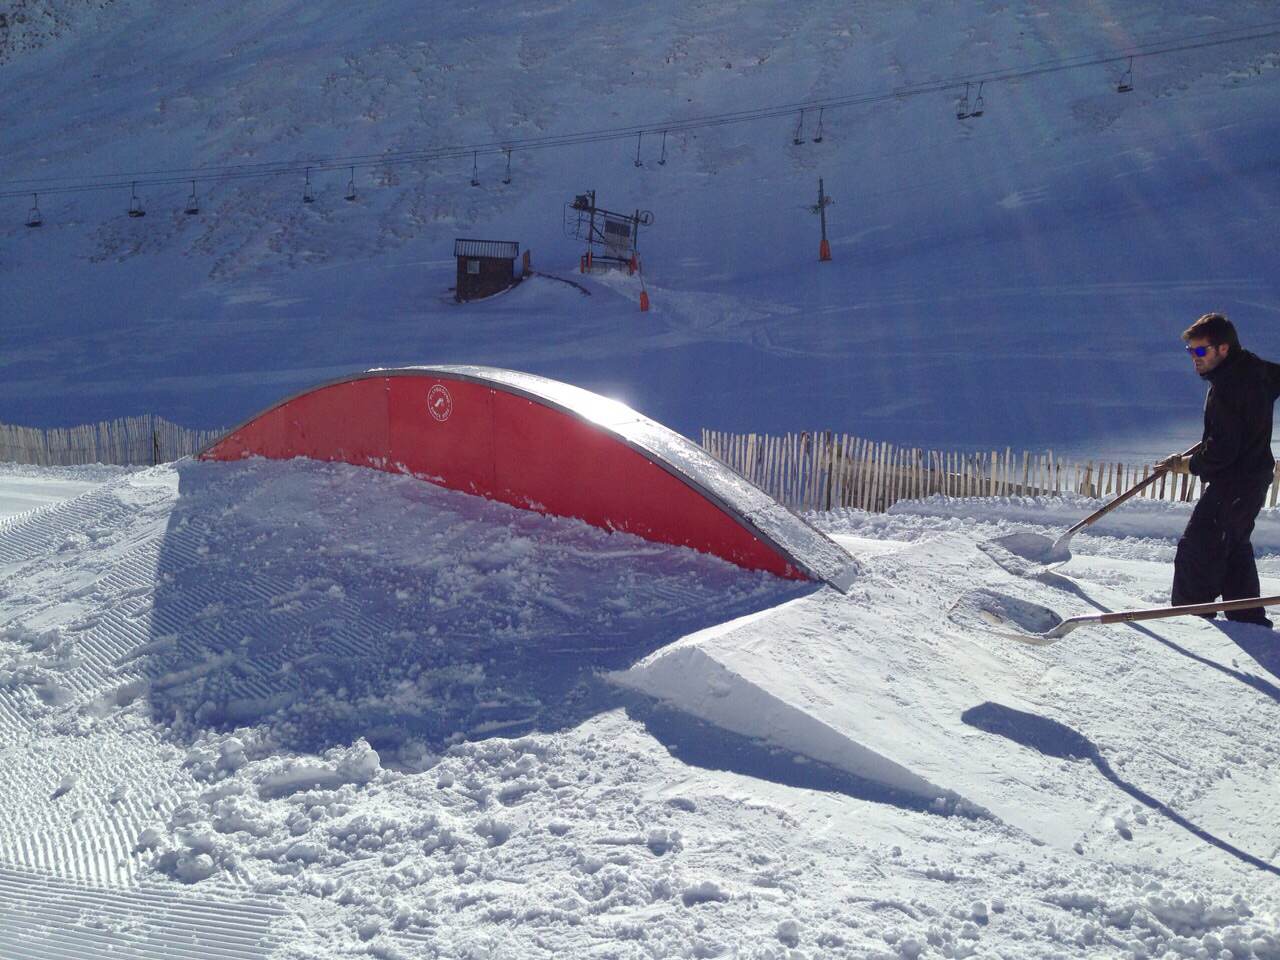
[1185, 345, 1214, 357]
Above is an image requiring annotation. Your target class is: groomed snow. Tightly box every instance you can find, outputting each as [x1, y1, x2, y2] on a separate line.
[0, 462, 134, 520]
[2, 463, 1278, 958]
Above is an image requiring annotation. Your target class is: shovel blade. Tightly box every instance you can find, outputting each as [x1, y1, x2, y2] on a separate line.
[952, 588, 1071, 644]
[979, 531, 1073, 578]
[989, 531, 1072, 564]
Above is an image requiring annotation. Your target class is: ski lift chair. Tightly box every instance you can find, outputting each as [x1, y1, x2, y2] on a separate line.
[970, 82, 985, 118]
[1116, 57, 1134, 93]
[25, 194, 42, 228]
[184, 181, 200, 215]
[128, 183, 146, 218]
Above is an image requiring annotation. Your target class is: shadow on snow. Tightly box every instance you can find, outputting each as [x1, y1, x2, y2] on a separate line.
[137, 459, 839, 786]
[1036, 569, 1280, 705]
[963, 702, 1280, 876]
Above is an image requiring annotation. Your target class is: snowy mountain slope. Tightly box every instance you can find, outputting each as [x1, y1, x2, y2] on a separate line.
[2, 1, 1278, 459]
[2, 461, 1279, 958]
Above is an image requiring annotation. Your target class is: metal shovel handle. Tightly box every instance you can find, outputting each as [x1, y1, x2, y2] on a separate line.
[1058, 441, 1204, 542]
[1053, 593, 1280, 638]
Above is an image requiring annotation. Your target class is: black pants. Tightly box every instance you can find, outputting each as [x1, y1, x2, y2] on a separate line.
[1171, 474, 1272, 623]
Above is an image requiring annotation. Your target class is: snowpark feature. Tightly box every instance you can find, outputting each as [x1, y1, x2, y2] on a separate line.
[2, 462, 1280, 958]
[199, 366, 858, 589]
[3, 0, 1280, 956]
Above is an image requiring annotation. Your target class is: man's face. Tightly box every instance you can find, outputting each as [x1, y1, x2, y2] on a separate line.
[1187, 337, 1229, 376]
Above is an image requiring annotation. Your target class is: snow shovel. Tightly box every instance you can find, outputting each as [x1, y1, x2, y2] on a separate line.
[982, 441, 1203, 577]
[983, 594, 1280, 646]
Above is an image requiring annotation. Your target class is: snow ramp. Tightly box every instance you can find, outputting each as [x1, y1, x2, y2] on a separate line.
[200, 366, 857, 591]
[615, 531, 1280, 869]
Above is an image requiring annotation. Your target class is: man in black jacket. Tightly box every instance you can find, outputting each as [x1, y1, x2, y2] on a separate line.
[1159, 314, 1280, 627]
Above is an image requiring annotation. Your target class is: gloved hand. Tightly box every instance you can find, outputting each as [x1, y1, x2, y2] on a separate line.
[1156, 454, 1192, 475]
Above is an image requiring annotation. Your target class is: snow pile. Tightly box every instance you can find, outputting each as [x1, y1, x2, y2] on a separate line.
[2, 462, 1278, 957]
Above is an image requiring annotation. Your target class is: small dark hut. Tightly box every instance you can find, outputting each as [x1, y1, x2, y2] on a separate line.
[454, 238, 519, 302]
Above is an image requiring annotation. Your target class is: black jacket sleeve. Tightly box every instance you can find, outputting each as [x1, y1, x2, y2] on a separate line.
[1268, 359, 1280, 403]
[1189, 388, 1243, 479]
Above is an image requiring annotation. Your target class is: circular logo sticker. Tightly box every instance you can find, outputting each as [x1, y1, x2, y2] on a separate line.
[427, 383, 453, 422]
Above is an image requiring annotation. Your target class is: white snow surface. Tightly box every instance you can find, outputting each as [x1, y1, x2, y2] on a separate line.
[0, 462, 134, 520]
[2, 463, 1279, 959]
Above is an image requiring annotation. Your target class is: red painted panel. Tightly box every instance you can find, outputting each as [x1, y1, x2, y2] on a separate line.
[202, 372, 805, 580]
[386, 376, 495, 495]
[487, 392, 795, 576]
[204, 378, 389, 467]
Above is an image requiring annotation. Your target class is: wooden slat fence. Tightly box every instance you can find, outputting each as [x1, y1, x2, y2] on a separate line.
[0, 416, 225, 466]
[701, 429, 1280, 513]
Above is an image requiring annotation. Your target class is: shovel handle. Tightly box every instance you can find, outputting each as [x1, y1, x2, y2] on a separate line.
[995, 593, 1280, 645]
[1090, 593, 1280, 627]
[1060, 441, 1203, 539]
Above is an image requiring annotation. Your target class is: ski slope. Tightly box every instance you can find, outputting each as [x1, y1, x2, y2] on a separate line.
[2, 1, 1279, 459]
[2, 462, 1278, 958]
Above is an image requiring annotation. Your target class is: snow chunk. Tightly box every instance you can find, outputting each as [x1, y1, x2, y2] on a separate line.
[218, 737, 248, 772]
[133, 826, 164, 852]
[681, 879, 730, 906]
[776, 918, 801, 947]
[254, 739, 382, 798]
[475, 816, 512, 848]
[335, 739, 382, 784]
[51, 774, 77, 800]
[646, 828, 681, 856]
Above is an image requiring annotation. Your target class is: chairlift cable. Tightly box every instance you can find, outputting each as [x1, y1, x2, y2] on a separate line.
[2, 21, 1278, 200]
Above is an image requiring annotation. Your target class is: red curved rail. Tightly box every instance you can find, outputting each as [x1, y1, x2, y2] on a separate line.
[200, 369, 814, 580]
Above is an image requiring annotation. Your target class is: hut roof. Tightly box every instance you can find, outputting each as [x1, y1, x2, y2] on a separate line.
[454, 239, 519, 260]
